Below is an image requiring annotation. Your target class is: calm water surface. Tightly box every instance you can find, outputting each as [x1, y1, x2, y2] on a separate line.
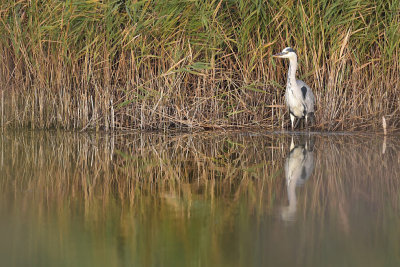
[1, 131, 400, 267]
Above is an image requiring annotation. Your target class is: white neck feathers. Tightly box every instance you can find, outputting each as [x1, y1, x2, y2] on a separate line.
[287, 57, 298, 88]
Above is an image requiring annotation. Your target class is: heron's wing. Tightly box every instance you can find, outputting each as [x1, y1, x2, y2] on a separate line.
[297, 80, 315, 112]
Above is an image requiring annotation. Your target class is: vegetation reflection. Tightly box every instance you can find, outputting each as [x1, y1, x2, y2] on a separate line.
[1, 131, 400, 266]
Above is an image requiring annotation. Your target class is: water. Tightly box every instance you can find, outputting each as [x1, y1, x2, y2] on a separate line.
[1, 130, 399, 267]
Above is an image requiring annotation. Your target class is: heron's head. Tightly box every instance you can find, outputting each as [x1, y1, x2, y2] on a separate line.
[272, 47, 297, 59]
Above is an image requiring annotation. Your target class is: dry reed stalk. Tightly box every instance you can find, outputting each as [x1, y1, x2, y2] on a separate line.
[383, 116, 387, 135]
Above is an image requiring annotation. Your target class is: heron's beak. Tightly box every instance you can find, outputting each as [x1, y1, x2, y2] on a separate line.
[272, 52, 284, 58]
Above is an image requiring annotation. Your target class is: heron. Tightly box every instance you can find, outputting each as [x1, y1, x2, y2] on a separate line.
[272, 47, 315, 130]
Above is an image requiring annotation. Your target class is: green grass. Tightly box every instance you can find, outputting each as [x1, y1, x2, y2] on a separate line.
[0, 0, 399, 131]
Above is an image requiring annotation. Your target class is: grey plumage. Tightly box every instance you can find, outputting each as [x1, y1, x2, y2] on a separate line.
[273, 47, 316, 130]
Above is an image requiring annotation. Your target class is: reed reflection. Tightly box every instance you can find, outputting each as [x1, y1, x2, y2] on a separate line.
[281, 136, 315, 222]
[2, 131, 400, 267]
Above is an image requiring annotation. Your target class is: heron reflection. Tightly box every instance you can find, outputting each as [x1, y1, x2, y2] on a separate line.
[281, 136, 315, 221]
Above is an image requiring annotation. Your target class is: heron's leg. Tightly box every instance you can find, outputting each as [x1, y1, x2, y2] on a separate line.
[290, 113, 295, 130]
[294, 117, 301, 129]
[305, 115, 309, 130]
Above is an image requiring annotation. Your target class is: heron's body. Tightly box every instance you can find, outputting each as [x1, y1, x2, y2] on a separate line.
[273, 47, 315, 129]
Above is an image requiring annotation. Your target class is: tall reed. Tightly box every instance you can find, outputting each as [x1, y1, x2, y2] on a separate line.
[0, 0, 399, 130]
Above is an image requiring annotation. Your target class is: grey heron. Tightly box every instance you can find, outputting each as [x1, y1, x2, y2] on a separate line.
[273, 47, 315, 130]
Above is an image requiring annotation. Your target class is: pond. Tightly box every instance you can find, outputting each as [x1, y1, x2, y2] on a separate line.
[0, 130, 399, 267]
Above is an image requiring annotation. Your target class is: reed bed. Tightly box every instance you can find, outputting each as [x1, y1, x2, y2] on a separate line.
[0, 0, 399, 131]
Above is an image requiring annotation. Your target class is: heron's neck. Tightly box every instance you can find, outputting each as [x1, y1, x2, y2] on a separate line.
[287, 57, 298, 88]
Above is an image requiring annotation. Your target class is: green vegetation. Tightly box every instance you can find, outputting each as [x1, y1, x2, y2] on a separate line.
[0, 0, 399, 131]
